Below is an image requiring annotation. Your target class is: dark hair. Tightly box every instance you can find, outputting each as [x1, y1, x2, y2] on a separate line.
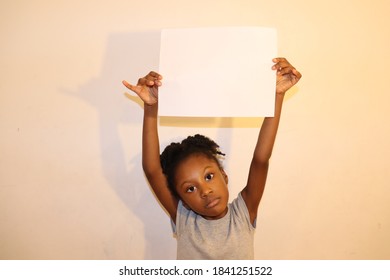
[160, 134, 225, 198]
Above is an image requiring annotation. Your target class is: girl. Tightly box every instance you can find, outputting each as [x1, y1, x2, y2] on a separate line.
[122, 58, 301, 259]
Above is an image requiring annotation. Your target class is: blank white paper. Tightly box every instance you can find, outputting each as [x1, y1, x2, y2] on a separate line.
[158, 27, 277, 117]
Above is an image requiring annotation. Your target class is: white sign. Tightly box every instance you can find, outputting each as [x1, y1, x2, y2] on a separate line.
[158, 27, 277, 117]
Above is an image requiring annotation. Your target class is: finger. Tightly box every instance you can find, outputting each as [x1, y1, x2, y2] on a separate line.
[272, 57, 287, 63]
[139, 77, 162, 88]
[138, 77, 154, 86]
[274, 61, 295, 75]
[146, 71, 163, 80]
[122, 80, 139, 92]
[144, 73, 163, 87]
[292, 68, 302, 79]
[272, 57, 287, 66]
[272, 57, 290, 70]
[278, 65, 294, 76]
[279, 67, 302, 82]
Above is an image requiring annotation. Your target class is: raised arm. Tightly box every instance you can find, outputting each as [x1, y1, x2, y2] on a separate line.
[122, 72, 178, 221]
[241, 58, 302, 224]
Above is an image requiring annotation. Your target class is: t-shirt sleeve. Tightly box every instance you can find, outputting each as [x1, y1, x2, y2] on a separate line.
[231, 192, 257, 229]
[171, 199, 186, 237]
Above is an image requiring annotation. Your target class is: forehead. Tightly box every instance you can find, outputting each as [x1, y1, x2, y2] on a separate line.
[182, 153, 217, 165]
[175, 154, 219, 175]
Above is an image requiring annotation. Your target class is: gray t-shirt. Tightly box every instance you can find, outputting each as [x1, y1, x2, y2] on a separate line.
[172, 192, 255, 259]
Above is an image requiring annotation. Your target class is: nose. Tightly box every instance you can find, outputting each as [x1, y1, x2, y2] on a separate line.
[200, 185, 212, 198]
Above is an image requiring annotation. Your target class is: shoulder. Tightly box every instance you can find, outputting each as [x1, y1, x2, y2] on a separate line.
[230, 192, 256, 228]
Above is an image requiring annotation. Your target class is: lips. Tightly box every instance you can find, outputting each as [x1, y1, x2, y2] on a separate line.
[205, 198, 220, 209]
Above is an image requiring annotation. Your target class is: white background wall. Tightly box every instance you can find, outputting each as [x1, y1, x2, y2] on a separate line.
[1, 0, 389, 259]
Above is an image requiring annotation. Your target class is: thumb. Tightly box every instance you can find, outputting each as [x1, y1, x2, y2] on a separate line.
[122, 80, 140, 95]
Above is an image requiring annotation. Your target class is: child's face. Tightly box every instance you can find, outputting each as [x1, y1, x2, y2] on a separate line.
[174, 154, 229, 220]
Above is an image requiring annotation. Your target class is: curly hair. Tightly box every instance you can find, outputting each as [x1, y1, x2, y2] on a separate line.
[160, 134, 225, 198]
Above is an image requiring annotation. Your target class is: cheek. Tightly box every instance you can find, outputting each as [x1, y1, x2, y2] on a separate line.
[181, 196, 202, 212]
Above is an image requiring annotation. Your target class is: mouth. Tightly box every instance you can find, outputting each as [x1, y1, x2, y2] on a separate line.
[205, 198, 220, 209]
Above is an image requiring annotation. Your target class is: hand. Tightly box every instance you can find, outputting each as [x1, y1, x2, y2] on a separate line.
[272, 58, 302, 95]
[122, 71, 163, 106]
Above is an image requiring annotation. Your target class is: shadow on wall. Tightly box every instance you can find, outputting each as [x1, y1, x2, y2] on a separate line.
[62, 31, 177, 259]
[60, 30, 286, 259]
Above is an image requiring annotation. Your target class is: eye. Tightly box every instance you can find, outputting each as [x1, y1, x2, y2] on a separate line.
[186, 185, 197, 193]
[205, 173, 214, 181]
